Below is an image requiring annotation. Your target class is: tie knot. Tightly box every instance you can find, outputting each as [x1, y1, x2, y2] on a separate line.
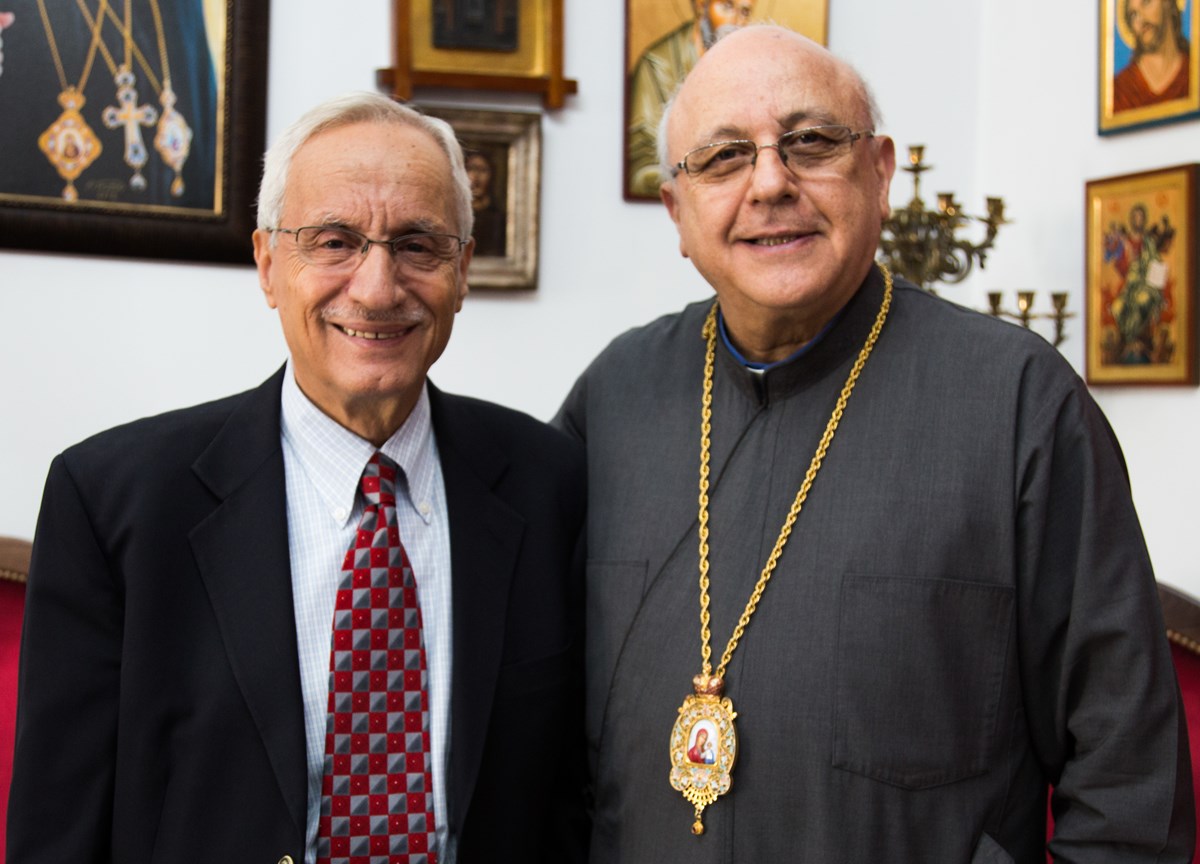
[360, 451, 399, 506]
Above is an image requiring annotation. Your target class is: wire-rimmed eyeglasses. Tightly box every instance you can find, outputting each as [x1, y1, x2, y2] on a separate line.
[268, 225, 467, 274]
[671, 125, 875, 184]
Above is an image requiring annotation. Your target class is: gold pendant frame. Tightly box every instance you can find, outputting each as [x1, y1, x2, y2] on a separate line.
[154, 80, 193, 197]
[38, 88, 103, 202]
[668, 692, 738, 835]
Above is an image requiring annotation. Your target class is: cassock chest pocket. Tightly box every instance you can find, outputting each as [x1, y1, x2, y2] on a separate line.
[832, 573, 1014, 789]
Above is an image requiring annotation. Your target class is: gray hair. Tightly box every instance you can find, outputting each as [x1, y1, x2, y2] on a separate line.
[256, 91, 474, 240]
[656, 26, 884, 183]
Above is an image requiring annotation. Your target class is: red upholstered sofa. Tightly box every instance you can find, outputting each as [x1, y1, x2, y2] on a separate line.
[0, 537, 29, 864]
[1158, 583, 1200, 860]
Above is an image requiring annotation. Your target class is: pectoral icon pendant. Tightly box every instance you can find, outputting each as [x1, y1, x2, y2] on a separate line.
[668, 674, 738, 835]
[38, 88, 103, 202]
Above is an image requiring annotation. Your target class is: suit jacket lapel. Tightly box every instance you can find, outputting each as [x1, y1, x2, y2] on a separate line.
[429, 386, 526, 837]
[188, 367, 308, 835]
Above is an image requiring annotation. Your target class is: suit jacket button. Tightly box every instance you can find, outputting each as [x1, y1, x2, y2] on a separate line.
[277, 857, 294, 864]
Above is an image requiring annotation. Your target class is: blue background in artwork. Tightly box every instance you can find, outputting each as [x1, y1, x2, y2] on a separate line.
[1114, 0, 1193, 70]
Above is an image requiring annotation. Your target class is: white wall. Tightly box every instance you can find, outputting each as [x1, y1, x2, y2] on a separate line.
[2, 0, 1197, 593]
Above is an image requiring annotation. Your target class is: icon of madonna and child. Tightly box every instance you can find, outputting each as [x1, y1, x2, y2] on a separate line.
[686, 720, 719, 765]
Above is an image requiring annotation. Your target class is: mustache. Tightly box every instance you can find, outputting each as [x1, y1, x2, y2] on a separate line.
[1136, 21, 1164, 49]
[320, 305, 428, 326]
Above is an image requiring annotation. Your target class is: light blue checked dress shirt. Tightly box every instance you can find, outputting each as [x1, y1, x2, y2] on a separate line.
[279, 365, 455, 863]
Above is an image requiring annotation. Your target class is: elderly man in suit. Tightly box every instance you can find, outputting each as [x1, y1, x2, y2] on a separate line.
[9, 92, 587, 864]
[558, 25, 1192, 862]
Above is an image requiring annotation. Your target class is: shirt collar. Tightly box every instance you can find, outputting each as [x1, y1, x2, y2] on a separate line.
[717, 306, 842, 372]
[279, 360, 438, 527]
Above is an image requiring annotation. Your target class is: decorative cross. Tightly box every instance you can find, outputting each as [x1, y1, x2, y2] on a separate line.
[103, 66, 158, 191]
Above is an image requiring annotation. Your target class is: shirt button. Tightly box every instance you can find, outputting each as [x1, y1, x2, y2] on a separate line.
[334, 507, 348, 522]
[419, 502, 431, 517]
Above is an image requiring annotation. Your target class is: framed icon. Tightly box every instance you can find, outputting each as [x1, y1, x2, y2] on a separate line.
[420, 105, 541, 291]
[1085, 163, 1198, 385]
[1099, 0, 1200, 135]
[382, 0, 577, 110]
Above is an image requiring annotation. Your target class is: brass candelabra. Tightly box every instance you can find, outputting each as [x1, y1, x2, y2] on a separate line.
[986, 291, 1074, 349]
[878, 145, 1006, 292]
[877, 144, 1072, 347]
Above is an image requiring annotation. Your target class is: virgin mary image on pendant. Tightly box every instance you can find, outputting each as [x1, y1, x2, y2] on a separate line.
[687, 721, 718, 764]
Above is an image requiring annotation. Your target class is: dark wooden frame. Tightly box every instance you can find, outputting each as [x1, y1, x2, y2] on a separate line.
[1084, 163, 1199, 386]
[379, 0, 576, 110]
[0, 0, 269, 265]
[1099, 0, 1200, 135]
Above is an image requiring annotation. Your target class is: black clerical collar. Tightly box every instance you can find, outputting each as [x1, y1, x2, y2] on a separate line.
[717, 307, 844, 372]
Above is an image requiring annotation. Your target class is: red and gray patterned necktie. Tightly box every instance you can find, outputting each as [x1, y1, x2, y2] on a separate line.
[316, 451, 438, 864]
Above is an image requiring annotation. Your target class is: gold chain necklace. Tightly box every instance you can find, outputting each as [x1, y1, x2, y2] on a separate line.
[90, 0, 163, 93]
[36, 0, 110, 201]
[145, 0, 193, 196]
[668, 263, 894, 835]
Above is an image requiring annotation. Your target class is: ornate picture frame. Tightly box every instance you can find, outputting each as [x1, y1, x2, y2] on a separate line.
[1085, 163, 1198, 386]
[1099, 0, 1200, 135]
[624, 0, 829, 201]
[0, 0, 269, 265]
[381, 0, 577, 109]
[420, 105, 541, 291]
